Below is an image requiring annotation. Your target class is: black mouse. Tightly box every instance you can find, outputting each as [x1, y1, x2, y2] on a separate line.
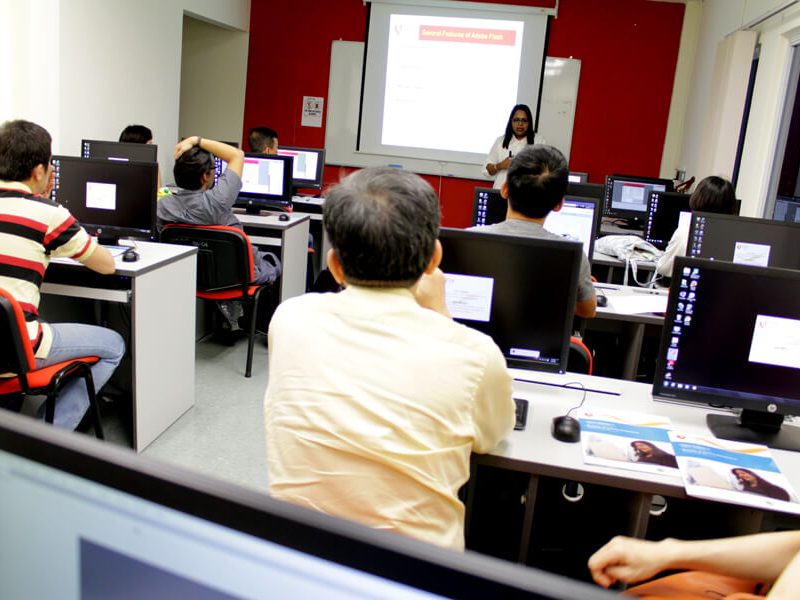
[551, 415, 581, 443]
[122, 248, 139, 262]
[278, 213, 290, 221]
[596, 294, 608, 307]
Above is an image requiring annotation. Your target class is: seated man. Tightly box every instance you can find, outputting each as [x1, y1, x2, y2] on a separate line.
[471, 144, 597, 318]
[264, 167, 515, 550]
[247, 127, 278, 154]
[0, 120, 125, 429]
[588, 532, 800, 598]
[156, 136, 281, 286]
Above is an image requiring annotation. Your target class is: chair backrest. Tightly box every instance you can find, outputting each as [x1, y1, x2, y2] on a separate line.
[568, 336, 593, 375]
[0, 288, 36, 377]
[160, 225, 254, 291]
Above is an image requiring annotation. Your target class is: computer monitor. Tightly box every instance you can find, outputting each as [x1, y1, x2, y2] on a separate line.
[0, 412, 611, 599]
[773, 195, 800, 223]
[543, 195, 601, 260]
[276, 146, 325, 192]
[567, 171, 588, 183]
[652, 257, 800, 451]
[566, 181, 604, 201]
[687, 212, 800, 269]
[438, 228, 580, 373]
[643, 191, 691, 250]
[50, 156, 157, 244]
[81, 139, 158, 163]
[471, 187, 506, 227]
[603, 175, 673, 229]
[234, 153, 294, 214]
[211, 141, 241, 186]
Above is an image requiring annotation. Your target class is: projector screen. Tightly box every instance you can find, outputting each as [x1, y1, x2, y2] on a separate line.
[359, 0, 551, 165]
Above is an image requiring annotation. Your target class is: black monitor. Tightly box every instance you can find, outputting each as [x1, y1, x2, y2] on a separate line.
[688, 212, 800, 269]
[644, 191, 691, 250]
[438, 228, 580, 373]
[234, 153, 294, 214]
[0, 412, 612, 599]
[567, 171, 588, 183]
[603, 175, 673, 229]
[211, 141, 241, 187]
[652, 257, 800, 451]
[472, 187, 506, 227]
[773, 195, 800, 223]
[276, 146, 325, 192]
[543, 195, 601, 261]
[50, 156, 157, 244]
[566, 181, 604, 201]
[81, 139, 158, 163]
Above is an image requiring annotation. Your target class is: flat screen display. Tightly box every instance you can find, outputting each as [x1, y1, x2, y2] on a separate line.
[234, 153, 293, 214]
[603, 175, 673, 225]
[276, 146, 325, 190]
[439, 228, 580, 372]
[644, 191, 691, 250]
[81, 139, 157, 163]
[50, 156, 157, 242]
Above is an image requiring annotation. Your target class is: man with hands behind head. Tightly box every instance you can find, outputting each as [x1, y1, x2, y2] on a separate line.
[264, 166, 515, 550]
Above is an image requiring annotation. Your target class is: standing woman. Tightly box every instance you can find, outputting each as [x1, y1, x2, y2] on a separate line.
[483, 104, 545, 189]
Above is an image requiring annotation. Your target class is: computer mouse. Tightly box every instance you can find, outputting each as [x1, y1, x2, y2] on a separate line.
[122, 248, 140, 263]
[596, 294, 608, 308]
[551, 415, 581, 443]
[278, 213, 290, 221]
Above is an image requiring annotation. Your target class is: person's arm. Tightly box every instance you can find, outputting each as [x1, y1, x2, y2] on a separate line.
[483, 137, 508, 179]
[574, 255, 597, 318]
[588, 532, 800, 589]
[575, 290, 597, 319]
[82, 245, 116, 275]
[769, 548, 800, 599]
[173, 136, 245, 177]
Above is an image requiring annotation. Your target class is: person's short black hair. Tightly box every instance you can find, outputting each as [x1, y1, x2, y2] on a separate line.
[505, 145, 569, 219]
[173, 146, 214, 190]
[323, 167, 440, 287]
[689, 176, 736, 214]
[119, 124, 153, 144]
[0, 119, 52, 182]
[248, 127, 278, 153]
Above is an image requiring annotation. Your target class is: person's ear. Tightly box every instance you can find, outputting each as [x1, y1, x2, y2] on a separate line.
[424, 240, 442, 275]
[500, 182, 509, 199]
[29, 163, 48, 194]
[552, 198, 565, 212]
[327, 248, 346, 284]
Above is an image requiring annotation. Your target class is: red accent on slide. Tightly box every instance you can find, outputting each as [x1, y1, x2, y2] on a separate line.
[418, 25, 516, 46]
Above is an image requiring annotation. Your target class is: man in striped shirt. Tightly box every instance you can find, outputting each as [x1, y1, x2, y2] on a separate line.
[0, 120, 125, 430]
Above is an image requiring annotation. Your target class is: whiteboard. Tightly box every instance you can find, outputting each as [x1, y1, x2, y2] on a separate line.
[324, 40, 580, 179]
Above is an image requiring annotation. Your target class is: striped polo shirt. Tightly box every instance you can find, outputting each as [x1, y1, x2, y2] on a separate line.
[0, 181, 97, 358]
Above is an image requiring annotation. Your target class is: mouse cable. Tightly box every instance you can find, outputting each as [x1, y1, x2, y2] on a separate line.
[562, 381, 587, 417]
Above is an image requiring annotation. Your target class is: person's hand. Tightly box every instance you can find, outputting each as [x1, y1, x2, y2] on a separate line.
[588, 536, 671, 588]
[496, 156, 512, 171]
[174, 136, 197, 160]
[44, 167, 56, 197]
[412, 268, 450, 318]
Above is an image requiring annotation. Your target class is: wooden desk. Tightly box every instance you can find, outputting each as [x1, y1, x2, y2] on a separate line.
[466, 370, 800, 577]
[235, 211, 310, 302]
[41, 242, 197, 451]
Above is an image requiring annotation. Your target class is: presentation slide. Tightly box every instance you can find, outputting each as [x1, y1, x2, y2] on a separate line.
[86, 182, 116, 210]
[382, 14, 523, 154]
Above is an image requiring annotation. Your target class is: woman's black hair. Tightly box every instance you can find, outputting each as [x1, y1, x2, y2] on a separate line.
[502, 104, 535, 149]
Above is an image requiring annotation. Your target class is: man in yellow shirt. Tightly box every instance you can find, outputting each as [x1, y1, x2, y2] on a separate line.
[264, 167, 515, 550]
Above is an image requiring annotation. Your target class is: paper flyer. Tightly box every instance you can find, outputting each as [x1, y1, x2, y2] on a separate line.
[669, 432, 800, 514]
[579, 409, 681, 478]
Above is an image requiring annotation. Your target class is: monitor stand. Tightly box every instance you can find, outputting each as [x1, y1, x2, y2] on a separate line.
[707, 409, 800, 452]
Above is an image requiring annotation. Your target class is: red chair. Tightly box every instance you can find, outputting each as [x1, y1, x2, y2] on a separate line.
[0, 288, 103, 438]
[160, 224, 273, 378]
[568, 336, 593, 375]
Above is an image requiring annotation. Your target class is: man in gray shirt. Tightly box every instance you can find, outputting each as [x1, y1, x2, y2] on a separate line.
[157, 136, 280, 285]
[471, 144, 596, 318]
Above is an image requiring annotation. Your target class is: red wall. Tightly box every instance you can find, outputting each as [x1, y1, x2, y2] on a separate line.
[243, 0, 684, 227]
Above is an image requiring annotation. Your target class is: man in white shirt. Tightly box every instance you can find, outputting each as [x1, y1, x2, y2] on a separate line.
[264, 167, 515, 550]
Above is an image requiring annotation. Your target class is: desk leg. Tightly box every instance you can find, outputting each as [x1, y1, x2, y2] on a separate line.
[627, 493, 652, 538]
[517, 475, 539, 564]
[621, 322, 645, 381]
[131, 254, 196, 451]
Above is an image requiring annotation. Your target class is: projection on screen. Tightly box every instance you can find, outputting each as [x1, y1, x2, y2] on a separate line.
[360, 2, 549, 165]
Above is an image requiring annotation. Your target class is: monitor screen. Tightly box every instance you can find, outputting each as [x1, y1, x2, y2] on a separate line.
[276, 146, 325, 191]
[644, 191, 691, 250]
[438, 228, 580, 372]
[81, 139, 158, 163]
[688, 212, 800, 269]
[773, 195, 800, 223]
[211, 142, 240, 186]
[471, 187, 506, 227]
[603, 175, 673, 227]
[566, 182, 604, 201]
[543, 195, 601, 260]
[652, 257, 800, 451]
[50, 156, 157, 244]
[0, 412, 611, 599]
[567, 172, 588, 183]
[234, 153, 294, 214]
